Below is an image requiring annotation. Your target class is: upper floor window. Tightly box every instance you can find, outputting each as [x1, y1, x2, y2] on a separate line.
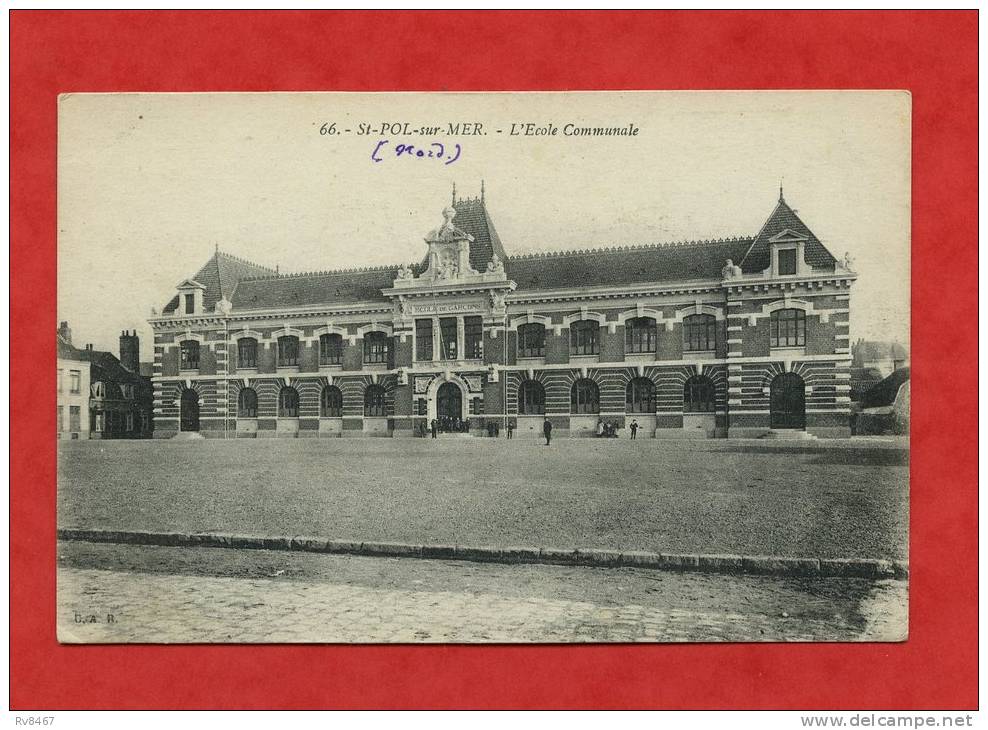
[278, 386, 299, 417]
[319, 333, 343, 366]
[179, 340, 200, 370]
[778, 248, 798, 276]
[277, 335, 300, 367]
[464, 316, 483, 359]
[683, 314, 717, 352]
[363, 331, 390, 364]
[364, 384, 386, 417]
[439, 317, 458, 359]
[238, 338, 258, 368]
[570, 320, 599, 356]
[121, 384, 134, 400]
[57, 369, 64, 393]
[238, 388, 258, 418]
[571, 378, 600, 414]
[770, 309, 806, 348]
[626, 377, 656, 413]
[684, 375, 716, 413]
[184, 293, 195, 314]
[518, 380, 546, 415]
[625, 317, 657, 354]
[321, 385, 343, 418]
[69, 370, 81, 393]
[518, 323, 546, 358]
[415, 319, 433, 361]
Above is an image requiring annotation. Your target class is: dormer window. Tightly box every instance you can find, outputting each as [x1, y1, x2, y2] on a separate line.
[778, 248, 797, 276]
[175, 279, 206, 315]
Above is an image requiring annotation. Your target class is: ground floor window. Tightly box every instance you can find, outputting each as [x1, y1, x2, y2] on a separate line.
[278, 386, 300, 417]
[571, 378, 600, 414]
[57, 405, 64, 432]
[69, 405, 81, 432]
[364, 385, 386, 416]
[684, 375, 716, 413]
[321, 385, 343, 417]
[239, 387, 258, 417]
[626, 377, 656, 413]
[518, 380, 546, 415]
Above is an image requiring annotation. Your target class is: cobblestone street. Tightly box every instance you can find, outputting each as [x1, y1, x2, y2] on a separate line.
[58, 541, 907, 643]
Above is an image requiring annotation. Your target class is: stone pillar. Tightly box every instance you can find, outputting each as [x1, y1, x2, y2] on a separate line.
[433, 316, 440, 358]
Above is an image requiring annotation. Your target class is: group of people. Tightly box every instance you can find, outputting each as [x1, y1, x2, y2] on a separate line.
[422, 416, 640, 443]
[596, 418, 641, 439]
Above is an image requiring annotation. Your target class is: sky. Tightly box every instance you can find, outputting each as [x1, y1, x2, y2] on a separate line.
[58, 91, 911, 361]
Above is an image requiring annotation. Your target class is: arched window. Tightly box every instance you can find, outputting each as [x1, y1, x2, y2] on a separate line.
[278, 386, 300, 417]
[626, 377, 656, 413]
[683, 314, 717, 352]
[277, 335, 300, 367]
[364, 384, 387, 416]
[770, 308, 806, 347]
[363, 332, 390, 364]
[238, 388, 258, 418]
[321, 385, 343, 417]
[319, 333, 343, 366]
[571, 378, 600, 414]
[625, 317, 657, 353]
[684, 375, 716, 413]
[518, 323, 546, 358]
[570, 320, 599, 356]
[518, 380, 546, 415]
[179, 340, 200, 370]
[237, 338, 257, 369]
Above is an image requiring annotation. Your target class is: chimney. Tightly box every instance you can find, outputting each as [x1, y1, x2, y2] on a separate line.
[58, 321, 72, 344]
[119, 330, 140, 373]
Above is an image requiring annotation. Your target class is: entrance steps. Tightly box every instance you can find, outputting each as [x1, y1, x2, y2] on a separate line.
[172, 431, 205, 440]
[760, 429, 817, 440]
[437, 432, 473, 439]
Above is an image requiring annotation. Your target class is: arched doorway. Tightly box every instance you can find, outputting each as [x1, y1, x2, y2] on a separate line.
[180, 389, 200, 432]
[437, 381, 464, 432]
[770, 373, 806, 429]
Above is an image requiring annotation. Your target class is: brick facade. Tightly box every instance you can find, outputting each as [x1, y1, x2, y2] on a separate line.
[150, 192, 855, 439]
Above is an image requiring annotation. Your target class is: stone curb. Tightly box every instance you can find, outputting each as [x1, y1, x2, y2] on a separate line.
[56, 528, 908, 581]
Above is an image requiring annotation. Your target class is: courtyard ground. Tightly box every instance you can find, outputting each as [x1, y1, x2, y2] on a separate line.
[57, 541, 907, 643]
[58, 438, 908, 560]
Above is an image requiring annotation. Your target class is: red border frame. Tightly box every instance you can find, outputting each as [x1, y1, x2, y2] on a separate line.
[11, 10, 978, 709]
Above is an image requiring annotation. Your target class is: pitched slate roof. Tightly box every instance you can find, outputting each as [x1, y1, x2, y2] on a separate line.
[452, 196, 508, 271]
[162, 251, 277, 314]
[739, 194, 837, 274]
[231, 267, 399, 310]
[161, 194, 840, 313]
[507, 238, 754, 290]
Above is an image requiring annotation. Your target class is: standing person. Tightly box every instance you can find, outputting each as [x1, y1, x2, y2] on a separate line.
[596, 418, 605, 438]
[543, 416, 552, 446]
[630, 419, 639, 440]
[430, 418, 438, 439]
[507, 420, 514, 439]
[494, 421, 500, 438]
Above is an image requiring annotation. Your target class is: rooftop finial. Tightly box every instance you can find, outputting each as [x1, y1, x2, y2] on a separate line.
[215, 243, 219, 254]
[451, 182, 457, 205]
[779, 178, 785, 203]
[481, 179, 485, 202]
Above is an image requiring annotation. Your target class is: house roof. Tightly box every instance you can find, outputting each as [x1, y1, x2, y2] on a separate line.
[161, 193, 841, 313]
[739, 194, 837, 274]
[231, 266, 398, 309]
[506, 238, 754, 291]
[860, 367, 910, 409]
[163, 251, 277, 314]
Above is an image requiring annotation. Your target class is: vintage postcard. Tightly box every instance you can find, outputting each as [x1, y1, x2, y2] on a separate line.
[56, 91, 910, 643]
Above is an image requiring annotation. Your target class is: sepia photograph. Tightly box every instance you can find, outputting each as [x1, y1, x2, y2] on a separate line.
[55, 90, 910, 644]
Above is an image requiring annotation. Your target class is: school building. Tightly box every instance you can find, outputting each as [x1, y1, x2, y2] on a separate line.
[149, 187, 856, 439]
